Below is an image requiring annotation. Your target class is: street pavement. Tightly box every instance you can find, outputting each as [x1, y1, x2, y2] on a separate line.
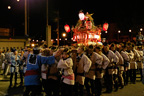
[0, 74, 144, 96]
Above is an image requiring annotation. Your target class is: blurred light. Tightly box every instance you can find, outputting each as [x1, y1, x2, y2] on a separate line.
[42, 40, 44, 42]
[17, 0, 20, 2]
[65, 38, 67, 40]
[97, 42, 103, 45]
[56, 39, 58, 41]
[64, 24, 71, 33]
[36, 40, 38, 42]
[89, 34, 92, 38]
[129, 29, 131, 32]
[62, 33, 66, 37]
[31, 44, 35, 47]
[32, 40, 34, 42]
[140, 28, 143, 31]
[51, 39, 53, 41]
[103, 23, 109, 31]
[8, 6, 11, 9]
[94, 35, 100, 39]
[79, 11, 85, 20]
[118, 30, 121, 33]
[105, 31, 108, 33]
[59, 38, 61, 40]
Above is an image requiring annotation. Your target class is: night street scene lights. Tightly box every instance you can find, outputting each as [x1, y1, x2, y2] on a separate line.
[140, 28, 143, 31]
[62, 33, 66, 38]
[8, 6, 11, 10]
[118, 30, 121, 33]
[78, 11, 85, 21]
[129, 29, 132, 32]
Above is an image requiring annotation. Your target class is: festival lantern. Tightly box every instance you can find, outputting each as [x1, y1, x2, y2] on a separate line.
[103, 23, 109, 31]
[78, 12, 85, 21]
[64, 24, 70, 33]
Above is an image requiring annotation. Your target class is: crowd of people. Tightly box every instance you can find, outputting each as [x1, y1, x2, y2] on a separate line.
[0, 40, 144, 96]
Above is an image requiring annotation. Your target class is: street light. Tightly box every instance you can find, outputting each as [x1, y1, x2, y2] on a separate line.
[140, 28, 143, 31]
[31, 43, 35, 47]
[8, 6, 11, 10]
[118, 30, 121, 40]
[62, 33, 66, 45]
[129, 29, 132, 40]
[129, 29, 132, 32]
[62, 33, 66, 37]
[118, 30, 121, 33]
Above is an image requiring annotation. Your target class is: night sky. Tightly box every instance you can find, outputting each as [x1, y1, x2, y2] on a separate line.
[0, 0, 144, 40]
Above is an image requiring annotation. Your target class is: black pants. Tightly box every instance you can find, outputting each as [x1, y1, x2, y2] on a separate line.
[95, 78, 102, 96]
[10, 72, 17, 86]
[20, 71, 23, 84]
[61, 82, 73, 96]
[74, 82, 84, 96]
[104, 69, 113, 92]
[129, 69, 136, 83]
[123, 70, 129, 85]
[113, 74, 119, 91]
[46, 79, 59, 96]
[85, 77, 95, 95]
[42, 79, 48, 95]
[23, 85, 41, 96]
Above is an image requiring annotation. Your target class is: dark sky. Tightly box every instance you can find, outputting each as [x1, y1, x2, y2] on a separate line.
[0, 0, 144, 40]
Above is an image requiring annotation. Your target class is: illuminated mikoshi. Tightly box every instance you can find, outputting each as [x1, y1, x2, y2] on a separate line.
[72, 12, 107, 45]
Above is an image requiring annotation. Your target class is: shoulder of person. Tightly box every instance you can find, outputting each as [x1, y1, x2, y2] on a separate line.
[109, 50, 114, 54]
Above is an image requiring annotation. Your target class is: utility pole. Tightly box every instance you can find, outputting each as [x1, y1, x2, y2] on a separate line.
[46, 0, 48, 27]
[46, 0, 51, 47]
[57, 11, 59, 46]
[25, 0, 27, 36]
[46, 0, 49, 46]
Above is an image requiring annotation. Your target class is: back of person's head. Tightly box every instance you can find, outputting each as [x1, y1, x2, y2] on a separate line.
[51, 46, 57, 52]
[88, 45, 93, 49]
[95, 45, 103, 51]
[33, 45, 40, 55]
[43, 48, 50, 56]
[63, 48, 71, 55]
[6, 48, 9, 52]
[110, 43, 115, 47]
[131, 43, 135, 48]
[79, 45, 86, 52]
[43, 44, 48, 48]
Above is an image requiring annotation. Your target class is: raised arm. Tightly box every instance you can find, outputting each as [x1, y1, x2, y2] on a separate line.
[40, 55, 55, 65]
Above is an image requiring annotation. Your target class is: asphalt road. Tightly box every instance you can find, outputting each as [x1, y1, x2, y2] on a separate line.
[0, 75, 144, 96]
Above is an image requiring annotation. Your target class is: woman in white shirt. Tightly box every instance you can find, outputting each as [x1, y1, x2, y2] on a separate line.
[57, 48, 74, 96]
